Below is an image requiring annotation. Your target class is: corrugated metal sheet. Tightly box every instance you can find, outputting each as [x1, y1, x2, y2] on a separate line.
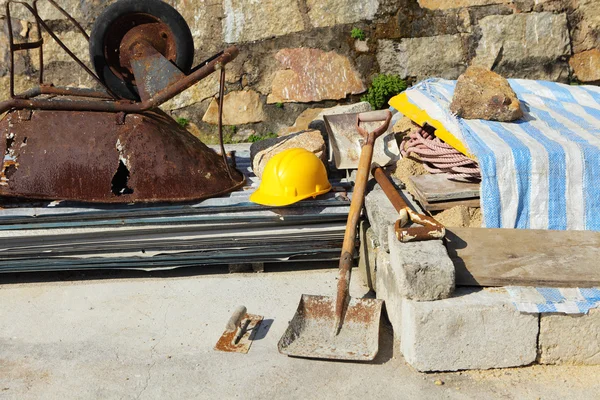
[0, 145, 352, 273]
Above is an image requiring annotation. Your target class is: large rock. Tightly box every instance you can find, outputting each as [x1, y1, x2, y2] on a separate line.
[570, 49, 600, 83]
[278, 108, 325, 136]
[170, 0, 223, 55]
[267, 48, 366, 104]
[539, 309, 600, 365]
[473, 13, 571, 81]
[250, 130, 326, 178]
[202, 90, 265, 125]
[418, 0, 510, 9]
[450, 66, 523, 122]
[35, 31, 89, 67]
[377, 35, 466, 81]
[222, 0, 304, 43]
[161, 73, 219, 110]
[0, 16, 30, 77]
[307, 0, 379, 28]
[401, 288, 539, 371]
[571, 0, 600, 53]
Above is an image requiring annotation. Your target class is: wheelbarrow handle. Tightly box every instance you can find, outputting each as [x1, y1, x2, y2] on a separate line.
[356, 110, 392, 143]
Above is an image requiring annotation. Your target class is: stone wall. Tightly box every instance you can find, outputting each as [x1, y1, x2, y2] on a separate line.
[0, 0, 598, 141]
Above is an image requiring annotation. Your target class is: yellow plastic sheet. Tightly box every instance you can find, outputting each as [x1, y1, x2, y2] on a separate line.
[389, 93, 475, 160]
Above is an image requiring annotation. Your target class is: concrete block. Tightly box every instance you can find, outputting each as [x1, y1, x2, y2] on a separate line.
[365, 186, 399, 253]
[401, 288, 539, 372]
[365, 184, 424, 253]
[358, 221, 379, 291]
[539, 309, 600, 365]
[387, 226, 454, 301]
[375, 250, 403, 335]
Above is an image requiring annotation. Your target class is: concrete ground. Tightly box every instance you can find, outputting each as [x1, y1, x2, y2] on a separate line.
[1, 265, 599, 400]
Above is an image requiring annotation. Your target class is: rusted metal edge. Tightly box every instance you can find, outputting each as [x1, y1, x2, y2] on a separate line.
[6, 0, 115, 98]
[0, 46, 239, 115]
[215, 312, 263, 354]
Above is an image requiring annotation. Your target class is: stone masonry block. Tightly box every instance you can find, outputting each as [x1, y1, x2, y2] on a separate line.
[377, 35, 466, 81]
[358, 222, 378, 291]
[401, 288, 539, 372]
[539, 308, 600, 365]
[365, 186, 399, 253]
[375, 250, 403, 337]
[387, 226, 454, 301]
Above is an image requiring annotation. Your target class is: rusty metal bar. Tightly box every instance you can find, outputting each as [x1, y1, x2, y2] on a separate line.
[40, 0, 90, 41]
[0, 46, 239, 115]
[6, 2, 16, 98]
[32, 0, 43, 83]
[13, 85, 113, 100]
[372, 166, 446, 242]
[11, 39, 43, 51]
[217, 67, 233, 179]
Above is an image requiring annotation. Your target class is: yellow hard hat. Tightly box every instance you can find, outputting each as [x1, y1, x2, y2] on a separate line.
[250, 148, 332, 207]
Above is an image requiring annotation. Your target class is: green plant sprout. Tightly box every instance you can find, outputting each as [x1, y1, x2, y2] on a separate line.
[361, 74, 407, 110]
[351, 28, 366, 41]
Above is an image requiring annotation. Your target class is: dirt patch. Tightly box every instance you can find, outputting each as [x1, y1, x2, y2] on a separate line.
[393, 156, 429, 198]
[433, 206, 482, 228]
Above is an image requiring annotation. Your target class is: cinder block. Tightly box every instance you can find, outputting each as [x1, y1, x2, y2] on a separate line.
[365, 187, 398, 253]
[375, 250, 402, 335]
[358, 221, 378, 291]
[365, 183, 425, 253]
[387, 226, 454, 301]
[401, 288, 539, 372]
[539, 308, 600, 365]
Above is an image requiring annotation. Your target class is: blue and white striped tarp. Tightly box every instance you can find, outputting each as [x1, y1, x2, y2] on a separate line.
[402, 78, 600, 230]
[506, 286, 600, 314]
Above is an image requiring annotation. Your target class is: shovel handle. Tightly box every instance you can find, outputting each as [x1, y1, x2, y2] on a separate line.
[335, 110, 392, 335]
[356, 110, 393, 143]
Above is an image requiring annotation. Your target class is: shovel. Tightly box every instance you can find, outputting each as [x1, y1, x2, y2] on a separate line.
[278, 110, 392, 361]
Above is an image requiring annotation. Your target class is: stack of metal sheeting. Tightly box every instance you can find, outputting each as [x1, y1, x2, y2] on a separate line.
[0, 146, 351, 273]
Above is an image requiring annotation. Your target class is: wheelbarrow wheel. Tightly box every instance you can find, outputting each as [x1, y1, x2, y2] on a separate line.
[89, 0, 194, 100]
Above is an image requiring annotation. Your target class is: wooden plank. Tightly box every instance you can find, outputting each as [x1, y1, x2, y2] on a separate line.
[447, 227, 600, 288]
[410, 174, 480, 202]
[417, 196, 480, 211]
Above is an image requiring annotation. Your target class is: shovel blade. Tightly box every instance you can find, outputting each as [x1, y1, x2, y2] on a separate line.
[278, 294, 383, 361]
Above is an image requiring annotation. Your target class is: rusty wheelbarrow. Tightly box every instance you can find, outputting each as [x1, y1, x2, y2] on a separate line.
[278, 110, 391, 361]
[0, 0, 244, 203]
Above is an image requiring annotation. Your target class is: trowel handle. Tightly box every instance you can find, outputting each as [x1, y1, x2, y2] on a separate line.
[356, 110, 392, 143]
[226, 306, 247, 332]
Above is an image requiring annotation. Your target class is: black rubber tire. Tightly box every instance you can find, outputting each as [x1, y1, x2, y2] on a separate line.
[89, 0, 194, 100]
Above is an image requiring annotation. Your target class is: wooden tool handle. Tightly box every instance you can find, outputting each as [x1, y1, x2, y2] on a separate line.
[334, 110, 391, 335]
[356, 110, 393, 142]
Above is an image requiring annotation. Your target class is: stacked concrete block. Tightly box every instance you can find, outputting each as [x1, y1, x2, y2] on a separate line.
[364, 181, 541, 372]
[401, 288, 539, 372]
[387, 226, 454, 301]
[538, 309, 600, 365]
[365, 179, 600, 371]
[358, 221, 378, 291]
